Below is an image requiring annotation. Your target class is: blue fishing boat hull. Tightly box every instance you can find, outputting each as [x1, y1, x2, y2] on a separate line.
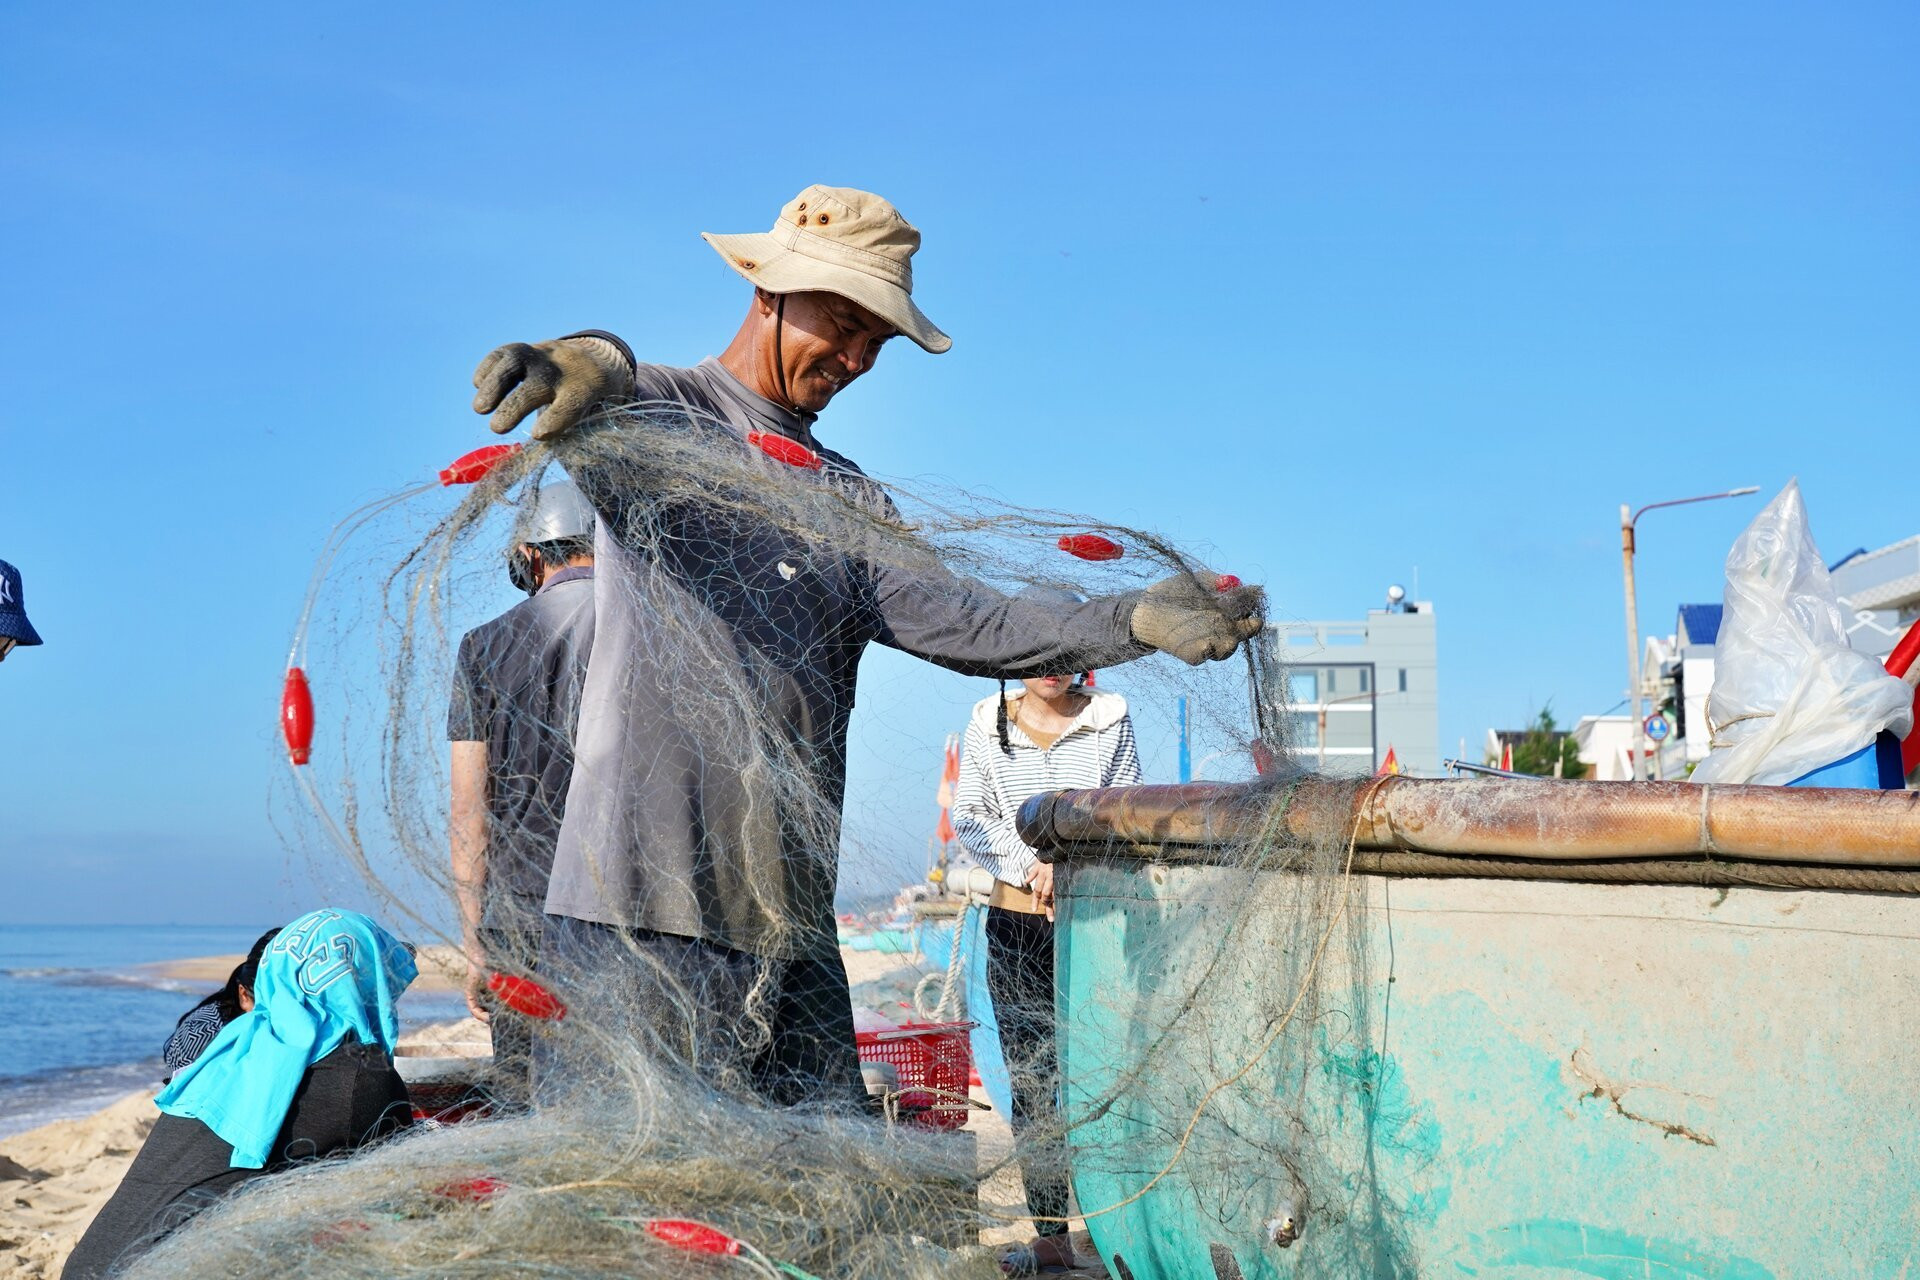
[1057, 862, 1920, 1279]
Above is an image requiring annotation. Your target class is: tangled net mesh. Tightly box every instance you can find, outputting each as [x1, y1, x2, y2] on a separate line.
[137, 401, 1411, 1277]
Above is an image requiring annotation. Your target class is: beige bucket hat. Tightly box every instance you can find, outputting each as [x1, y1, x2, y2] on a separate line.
[702, 185, 951, 354]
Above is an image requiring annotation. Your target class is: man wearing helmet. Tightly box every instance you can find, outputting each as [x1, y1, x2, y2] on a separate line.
[470, 185, 1263, 1109]
[447, 476, 597, 1102]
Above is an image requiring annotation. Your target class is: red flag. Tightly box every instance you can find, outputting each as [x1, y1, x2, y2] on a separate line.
[1376, 746, 1400, 776]
[935, 734, 959, 809]
[1500, 741, 1513, 771]
[933, 732, 961, 847]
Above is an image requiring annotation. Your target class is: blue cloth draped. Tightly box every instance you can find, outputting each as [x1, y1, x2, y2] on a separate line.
[154, 908, 416, 1169]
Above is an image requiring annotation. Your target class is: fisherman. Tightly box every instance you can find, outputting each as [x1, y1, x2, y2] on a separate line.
[469, 184, 1264, 1109]
[448, 476, 597, 1102]
[0, 559, 44, 663]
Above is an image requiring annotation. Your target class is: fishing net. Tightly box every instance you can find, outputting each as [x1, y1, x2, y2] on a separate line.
[125, 399, 1393, 1279]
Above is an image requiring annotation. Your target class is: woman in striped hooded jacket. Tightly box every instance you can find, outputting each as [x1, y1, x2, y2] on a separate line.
[951, 672, 1141, 1274]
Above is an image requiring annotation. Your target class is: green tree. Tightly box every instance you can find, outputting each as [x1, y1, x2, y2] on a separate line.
[1504, 704, 1587, 779]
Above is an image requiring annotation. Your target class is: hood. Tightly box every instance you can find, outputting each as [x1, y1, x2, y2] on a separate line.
[968, 687, 1130, 742]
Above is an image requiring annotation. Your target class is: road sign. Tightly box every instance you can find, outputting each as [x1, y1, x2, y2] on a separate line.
[1643, 713, 1671, 743]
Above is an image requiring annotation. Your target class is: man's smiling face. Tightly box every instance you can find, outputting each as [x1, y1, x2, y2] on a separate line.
[766, 290, 897, 412]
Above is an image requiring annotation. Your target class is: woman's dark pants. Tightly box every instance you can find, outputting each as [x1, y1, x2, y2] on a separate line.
[985, 905, 1070, 1238]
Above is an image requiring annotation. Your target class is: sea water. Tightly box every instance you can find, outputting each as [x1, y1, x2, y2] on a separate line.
[0, 924, 466, 1138]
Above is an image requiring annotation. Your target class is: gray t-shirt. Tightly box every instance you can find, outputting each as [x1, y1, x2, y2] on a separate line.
[448, 567, 596, 927]
[545, 356, 1150, 957]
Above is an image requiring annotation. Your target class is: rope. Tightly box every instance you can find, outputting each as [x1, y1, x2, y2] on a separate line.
[1346, 851, 1920, 893]
[1062, 840, 1920, 894]
[913, 900, 975, 1021]
[1705, 688, 1772, 747]
[880, 1084, 991, 1127]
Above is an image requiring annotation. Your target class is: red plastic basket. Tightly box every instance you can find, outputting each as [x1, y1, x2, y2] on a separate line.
[855, 1020, 975, 1129]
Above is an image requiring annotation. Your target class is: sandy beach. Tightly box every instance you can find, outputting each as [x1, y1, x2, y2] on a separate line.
[129, 944, 468, 994]
[0, 1007, 486, 1280]
[0, 942, 1099, 1279]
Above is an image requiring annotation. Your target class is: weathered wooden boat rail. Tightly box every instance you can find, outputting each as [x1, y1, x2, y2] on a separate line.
[1018, 775, 1920, 891]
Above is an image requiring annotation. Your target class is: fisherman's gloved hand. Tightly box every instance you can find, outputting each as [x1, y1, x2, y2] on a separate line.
[472, 335, 635, 440]
[1132, 571, 1266, 665]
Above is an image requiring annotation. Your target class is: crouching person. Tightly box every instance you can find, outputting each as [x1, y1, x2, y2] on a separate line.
[65, 909, 417, 1279]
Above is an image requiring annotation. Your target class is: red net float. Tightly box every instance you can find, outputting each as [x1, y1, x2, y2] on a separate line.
[1215, 574, 1242, 591]
[1058, 534, 1124, 562]
[438, 443, 524, 486]
[487, 972, 567, 1021]
[281, 667, 314, 766]
[747, 430, 824, 470]
[311, 1220, 371, 1246]
[644, 1220, 742, 1256]
[432, 1176, 507, 1202]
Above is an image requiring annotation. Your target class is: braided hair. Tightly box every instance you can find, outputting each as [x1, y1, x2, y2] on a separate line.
[996, 673, 1096, 755]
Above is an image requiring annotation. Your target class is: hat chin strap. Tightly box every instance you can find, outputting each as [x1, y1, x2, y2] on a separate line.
[771, 293, 800, 414]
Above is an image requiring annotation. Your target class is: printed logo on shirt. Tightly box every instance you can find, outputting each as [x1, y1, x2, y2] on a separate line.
[295, 935, 359, 995]
[268, 909, 360, 995]
[270, 909, 342, 962]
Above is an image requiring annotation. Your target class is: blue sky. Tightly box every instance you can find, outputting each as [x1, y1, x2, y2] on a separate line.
[2, 3, 1915, 924]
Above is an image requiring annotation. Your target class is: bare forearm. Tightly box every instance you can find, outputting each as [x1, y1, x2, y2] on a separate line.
[451, 817, 487, 942]
[449, 741, 490, 947]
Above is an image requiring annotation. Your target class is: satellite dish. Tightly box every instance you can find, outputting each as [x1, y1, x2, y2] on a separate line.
[1386, 584, 1406, 604]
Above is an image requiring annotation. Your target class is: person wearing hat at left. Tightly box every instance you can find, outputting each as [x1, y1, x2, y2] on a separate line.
[463, 184, 1268, 1111]
[0, 559, 43, 662]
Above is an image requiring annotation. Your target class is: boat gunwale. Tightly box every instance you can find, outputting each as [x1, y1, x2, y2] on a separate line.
[1018, 776, 1920, 891]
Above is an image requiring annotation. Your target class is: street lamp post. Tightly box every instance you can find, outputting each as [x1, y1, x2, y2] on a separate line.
[1620, 486, 1760, 780]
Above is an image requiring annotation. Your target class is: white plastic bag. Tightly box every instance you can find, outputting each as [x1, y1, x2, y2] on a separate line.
[1690, 480, 1913, 786]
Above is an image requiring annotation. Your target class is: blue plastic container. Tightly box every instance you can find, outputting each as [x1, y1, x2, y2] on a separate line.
[1786, 730, 1904, 789]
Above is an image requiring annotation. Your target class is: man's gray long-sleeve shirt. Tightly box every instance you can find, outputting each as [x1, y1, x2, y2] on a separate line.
[544, 353, 1150, 957]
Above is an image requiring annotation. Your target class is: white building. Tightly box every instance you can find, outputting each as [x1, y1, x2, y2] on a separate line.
[1639, 603, 1721, 776]
[1270, 591, 1440, 776]
[1572, 715, 1639, 781]
[1832, 537, 1920, 659]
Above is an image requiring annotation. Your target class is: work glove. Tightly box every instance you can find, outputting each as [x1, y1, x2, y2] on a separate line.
[1132, 571, 1266, 665]
[472, 336, 634, 440]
